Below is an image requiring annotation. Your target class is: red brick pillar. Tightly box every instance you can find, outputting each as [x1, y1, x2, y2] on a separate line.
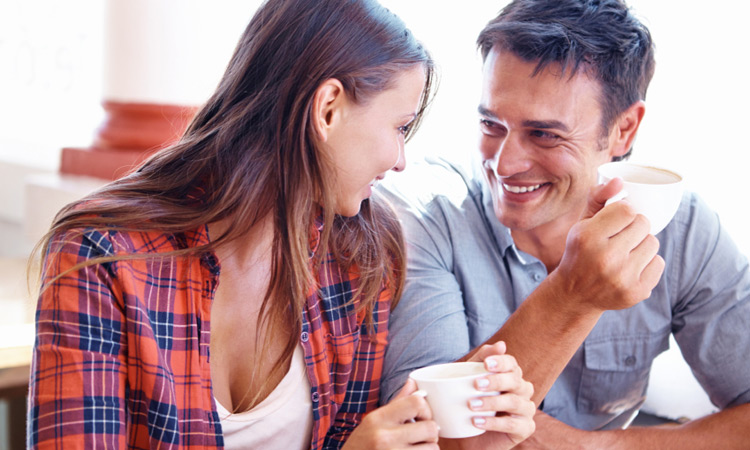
[58, 0, 218, 180]
[60, 101, 198, 180]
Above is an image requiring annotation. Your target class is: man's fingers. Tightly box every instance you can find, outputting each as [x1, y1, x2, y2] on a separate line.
[609, 213, 651, 251]
[579, 200, 639, 241]
[640, 254, 665, 291]
[583, 177, 624, 219]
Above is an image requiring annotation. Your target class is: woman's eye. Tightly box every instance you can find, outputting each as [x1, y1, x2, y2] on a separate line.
[398, 124, 411, 135]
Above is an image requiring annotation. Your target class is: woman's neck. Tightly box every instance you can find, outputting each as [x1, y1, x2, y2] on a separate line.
[210, 213, 275, 271]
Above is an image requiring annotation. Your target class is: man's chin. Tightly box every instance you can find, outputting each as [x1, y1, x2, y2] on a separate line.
[494, 206, 548, 233]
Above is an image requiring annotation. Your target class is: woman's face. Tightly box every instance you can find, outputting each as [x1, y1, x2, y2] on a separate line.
[322, 66, 426, 217]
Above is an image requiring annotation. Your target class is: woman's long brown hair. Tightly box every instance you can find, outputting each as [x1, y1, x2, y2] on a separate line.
[34, 0, 435, 412]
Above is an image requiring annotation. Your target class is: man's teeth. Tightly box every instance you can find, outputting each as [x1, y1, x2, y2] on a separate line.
[503, 183, 542, 194]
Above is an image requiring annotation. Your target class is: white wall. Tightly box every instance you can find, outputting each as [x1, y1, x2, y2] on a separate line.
[0, 0, 257, 256]
[1, 0, 746, 422]
[383, 0, 750, 256]
[2, 1, 749, 254]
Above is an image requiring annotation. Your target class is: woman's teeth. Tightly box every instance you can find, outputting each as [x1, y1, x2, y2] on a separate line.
[503, 183, 542, 194]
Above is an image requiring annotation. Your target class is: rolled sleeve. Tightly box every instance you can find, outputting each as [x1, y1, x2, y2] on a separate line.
[379, 183, 472, 404]
[670, 194, 750, 410]
[29, 231, 128, 449]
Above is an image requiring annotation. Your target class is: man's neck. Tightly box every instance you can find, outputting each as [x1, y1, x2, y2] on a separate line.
[510, 215, 579, 273]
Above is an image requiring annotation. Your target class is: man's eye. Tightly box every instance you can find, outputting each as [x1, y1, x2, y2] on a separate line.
[530, 130, 559, 140]
[480, 119, 506, 136]
[398, 124, 412, 135]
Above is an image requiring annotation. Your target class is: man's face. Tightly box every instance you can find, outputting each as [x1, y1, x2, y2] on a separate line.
[478, 48, 618, 234]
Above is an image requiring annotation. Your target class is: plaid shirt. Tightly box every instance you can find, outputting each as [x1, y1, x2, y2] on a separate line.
[28, 220, 391, 449]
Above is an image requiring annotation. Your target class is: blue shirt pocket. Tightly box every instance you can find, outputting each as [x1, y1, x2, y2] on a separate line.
[577, 333, 670, 416]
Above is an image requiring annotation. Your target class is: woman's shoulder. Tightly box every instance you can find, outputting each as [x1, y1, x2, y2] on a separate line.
[49, 223, 210, 258]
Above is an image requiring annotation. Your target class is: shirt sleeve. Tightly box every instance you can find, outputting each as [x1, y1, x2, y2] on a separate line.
[322, 286, 391, 449]
[28, 230, 129, 449]
[670, 194, 750, 409]
[378, 187, 472, 405]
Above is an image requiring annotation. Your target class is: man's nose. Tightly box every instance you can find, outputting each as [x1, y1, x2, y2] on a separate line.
[491, 134, 531, 177]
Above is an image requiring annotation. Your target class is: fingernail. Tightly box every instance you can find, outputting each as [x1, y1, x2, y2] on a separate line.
[469, 399, 483, 409]
[486, 358, 498, 369]
[412, 390, 427, 398]
[473, 417, 486, 427]
[476, 378, 490, 389]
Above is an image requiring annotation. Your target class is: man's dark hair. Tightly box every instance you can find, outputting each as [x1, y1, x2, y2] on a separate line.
[477, 0, 655, 159]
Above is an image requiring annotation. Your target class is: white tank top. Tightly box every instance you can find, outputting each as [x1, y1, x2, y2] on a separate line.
[215, 344, 313, 449]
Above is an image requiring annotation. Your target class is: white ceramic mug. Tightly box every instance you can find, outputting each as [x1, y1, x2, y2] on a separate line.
[409, 362, 498, 439]
[597, 162, 684, 235]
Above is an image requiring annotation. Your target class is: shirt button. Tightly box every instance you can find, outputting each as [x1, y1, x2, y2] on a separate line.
[624, 355, 637, 366]
[300, 331, 309, 343]
[311, 392, 320, 402]
[533, 273, 543, 281]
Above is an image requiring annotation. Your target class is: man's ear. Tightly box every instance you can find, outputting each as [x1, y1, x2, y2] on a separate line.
[609, 100, 646, 159]
[311, 78, 346, 143]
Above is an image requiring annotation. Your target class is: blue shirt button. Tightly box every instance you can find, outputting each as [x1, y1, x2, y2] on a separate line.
[311, 392, 320, 402]
[624, 355, 637, 366]
[300, 331, 309, 343]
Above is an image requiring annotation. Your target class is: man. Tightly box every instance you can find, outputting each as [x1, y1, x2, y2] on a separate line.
[380, 0, 750, 448]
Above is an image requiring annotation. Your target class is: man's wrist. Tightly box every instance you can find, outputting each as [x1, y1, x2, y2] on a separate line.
[536, 271, 604, 321]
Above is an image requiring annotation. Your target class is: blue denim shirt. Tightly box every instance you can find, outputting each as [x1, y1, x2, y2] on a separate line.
[379, 157, 750, 430]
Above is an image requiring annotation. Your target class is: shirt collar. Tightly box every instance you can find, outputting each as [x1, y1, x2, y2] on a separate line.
[473, 159, 517, 259]
[308, 208, 325, 258]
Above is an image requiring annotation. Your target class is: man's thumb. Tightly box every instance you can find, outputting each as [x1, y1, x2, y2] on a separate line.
[583, 177, 624, 219]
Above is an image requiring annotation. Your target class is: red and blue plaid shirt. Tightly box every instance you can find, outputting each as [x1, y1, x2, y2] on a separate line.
[28, 220, 392, 449]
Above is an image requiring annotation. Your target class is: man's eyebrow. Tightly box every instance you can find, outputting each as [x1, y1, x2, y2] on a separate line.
[522, 120, 569, 132]
[479, 105, 570, 132]
[477, 105, 499, 120]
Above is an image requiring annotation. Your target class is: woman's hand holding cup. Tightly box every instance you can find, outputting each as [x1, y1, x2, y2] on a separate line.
[343, 378, 439, 450]
[408, 341, 536, 448]
[465, 341, 536, 446]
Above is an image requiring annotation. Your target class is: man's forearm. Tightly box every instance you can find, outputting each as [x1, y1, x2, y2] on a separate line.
[583, 403, 750, 450]
[462, 272, 603, 406]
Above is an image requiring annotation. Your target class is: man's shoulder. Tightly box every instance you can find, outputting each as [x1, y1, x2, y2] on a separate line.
[379, 156, 482, 213]
[663, 191, 719, 241]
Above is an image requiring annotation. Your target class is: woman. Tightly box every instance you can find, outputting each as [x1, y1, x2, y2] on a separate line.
[28, 0, 535, 448]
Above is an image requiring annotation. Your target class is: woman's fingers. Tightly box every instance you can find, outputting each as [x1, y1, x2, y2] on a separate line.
[470, 389, 536, 417]
[472, 410, 537, 443]
[471, 341, 507, 362]
[398, 420, 441, 445]
[466, 351, 536, 442]
[393, 377, 419, 400]
[377, 396, 433, 425]
[346, 392, 439, 450]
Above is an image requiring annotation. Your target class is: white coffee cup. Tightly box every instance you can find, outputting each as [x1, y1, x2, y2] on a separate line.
[409, 362, 498, 439]
[597, 162, 684, 235]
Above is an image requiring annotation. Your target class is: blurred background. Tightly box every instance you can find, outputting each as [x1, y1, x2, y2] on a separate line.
[1, 0, 747, 448]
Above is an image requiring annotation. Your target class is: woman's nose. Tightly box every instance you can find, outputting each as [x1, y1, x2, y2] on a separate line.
[392, 139, 406, 172]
